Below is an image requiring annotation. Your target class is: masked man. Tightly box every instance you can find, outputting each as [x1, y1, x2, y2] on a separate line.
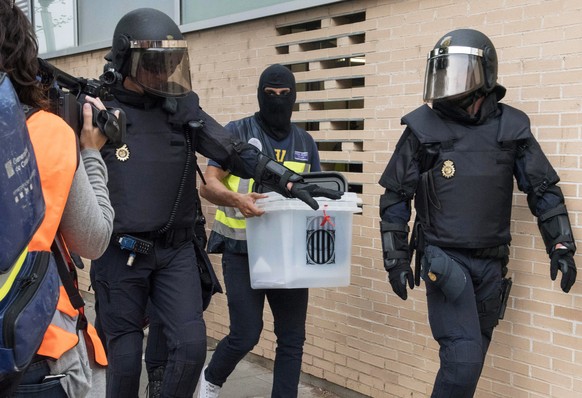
[198, 64, 322, 398]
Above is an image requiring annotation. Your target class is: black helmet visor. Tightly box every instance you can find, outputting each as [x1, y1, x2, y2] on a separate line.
[423, 46, 484, 102]
[129, 40, 192, 97]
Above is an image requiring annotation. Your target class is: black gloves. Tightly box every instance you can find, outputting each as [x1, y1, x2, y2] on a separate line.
[290, 182, 344, 210]
[536, 204, 577, 293]
[252, 153, 342, 210]
[550, 243, 577, 293]
[385, 258, 414, 300]
[380, 222, 413, 300]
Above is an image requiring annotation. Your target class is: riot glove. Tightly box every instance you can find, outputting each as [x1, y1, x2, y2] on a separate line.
[537, 204, 577, 293]
[290, 181, 344, 210]
[550, 243, 577, 293]
[253, 152, 343, 210]
[386, 259, 414, 300]
[381, 221, 414, 300]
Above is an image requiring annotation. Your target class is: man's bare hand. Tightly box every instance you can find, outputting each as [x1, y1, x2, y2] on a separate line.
[236, 192, 268, 218]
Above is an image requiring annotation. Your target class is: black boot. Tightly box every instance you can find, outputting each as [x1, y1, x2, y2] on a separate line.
[147, 366, 165, 398]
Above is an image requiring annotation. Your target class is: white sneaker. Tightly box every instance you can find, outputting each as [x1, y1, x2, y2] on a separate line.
[198, 366, 221, 398]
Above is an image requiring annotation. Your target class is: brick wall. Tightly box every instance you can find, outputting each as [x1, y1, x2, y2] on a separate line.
[55, 0, 582, 396]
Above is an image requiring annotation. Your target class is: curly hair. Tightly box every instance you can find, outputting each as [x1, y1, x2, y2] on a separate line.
[0, 1, 48, 108]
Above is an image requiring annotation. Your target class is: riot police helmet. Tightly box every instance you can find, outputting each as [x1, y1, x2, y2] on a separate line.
[105, 8, 191, 97]
[423, 29, 499, 103]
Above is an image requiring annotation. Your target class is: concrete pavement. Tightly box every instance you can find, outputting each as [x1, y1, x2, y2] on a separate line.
[190, 345, 340, 398]
[84, 296, 342, 398]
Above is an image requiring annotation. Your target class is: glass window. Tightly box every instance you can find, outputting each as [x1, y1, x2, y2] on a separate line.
[33, 1, 176, 57]
[182, 0, 345, 28]
[28, 0, 344, 57]
[183, 0, 290, 23]
[78, 1, 176, 49]
[15, 0, 31, 18]
[33, 0, 76, 54]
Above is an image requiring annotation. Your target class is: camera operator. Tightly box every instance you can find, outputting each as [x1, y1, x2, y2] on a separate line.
[90, 7, 341, 398]
[1, 1, 114, 397]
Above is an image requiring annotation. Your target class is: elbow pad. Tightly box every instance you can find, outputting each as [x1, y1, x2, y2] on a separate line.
[380, 221, 410, 269]
[538, 204, 577, 254]
[526, 182, 562, 215]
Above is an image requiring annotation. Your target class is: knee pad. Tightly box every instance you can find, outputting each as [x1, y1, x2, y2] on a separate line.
[172, 338, 207, 365]
[108, 333, 144, 375]
[440, 340, 483, 386]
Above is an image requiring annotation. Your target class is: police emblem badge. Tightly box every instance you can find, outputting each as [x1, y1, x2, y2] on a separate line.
[441, 159, 455, 178]
[115, 144, 130, 162]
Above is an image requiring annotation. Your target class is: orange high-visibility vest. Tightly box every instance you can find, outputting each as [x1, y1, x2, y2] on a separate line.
[26, 110, 107, 365]
[27, 110, 77, 252]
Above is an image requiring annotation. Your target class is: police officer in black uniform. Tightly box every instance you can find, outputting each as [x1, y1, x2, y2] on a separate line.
[90, 8, 340, 398]
[379, 29, 577, 397]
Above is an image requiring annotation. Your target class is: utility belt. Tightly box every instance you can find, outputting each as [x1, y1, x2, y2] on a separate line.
[412, 221, 512, 320]
[125, 227, 195, 247]
[113, 227, 195, 265]
[411, 219, 510, 280]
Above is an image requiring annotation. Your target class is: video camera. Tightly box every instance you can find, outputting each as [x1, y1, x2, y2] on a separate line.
[37, 58, 126, 146]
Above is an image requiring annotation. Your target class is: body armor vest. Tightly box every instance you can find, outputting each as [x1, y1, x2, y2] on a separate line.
[403, 104, 531, 249]
[207, 116, 313, 254]
[102, 93, 201, 233]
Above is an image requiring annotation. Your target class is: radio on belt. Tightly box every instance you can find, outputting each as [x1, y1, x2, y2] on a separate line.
[115, 234, 154, 266]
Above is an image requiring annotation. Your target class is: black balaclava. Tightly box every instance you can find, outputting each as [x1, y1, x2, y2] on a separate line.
[432, 84, 506, 125]
[255, 64, 296, 141]
[433, 89, 502, 125]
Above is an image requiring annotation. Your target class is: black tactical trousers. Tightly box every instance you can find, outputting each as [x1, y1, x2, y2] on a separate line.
[91, 237, 206, 398]
[424, 248, 503, 398]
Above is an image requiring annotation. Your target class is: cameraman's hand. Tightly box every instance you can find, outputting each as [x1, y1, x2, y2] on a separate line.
[288, 182, 344, 210]
[550, 243, 577, 293]
[385, 258, 414, 300]
[80, 96, 112, 151]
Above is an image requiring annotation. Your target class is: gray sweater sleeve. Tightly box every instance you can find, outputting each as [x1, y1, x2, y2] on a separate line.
[60, 148, 114, 259]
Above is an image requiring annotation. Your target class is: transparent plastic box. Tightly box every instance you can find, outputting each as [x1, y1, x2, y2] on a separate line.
[246, 192, 361, 289]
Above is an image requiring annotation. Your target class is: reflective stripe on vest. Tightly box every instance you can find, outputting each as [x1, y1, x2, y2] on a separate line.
[213, 160, 310, 242]
[0, 249, 27, 301]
